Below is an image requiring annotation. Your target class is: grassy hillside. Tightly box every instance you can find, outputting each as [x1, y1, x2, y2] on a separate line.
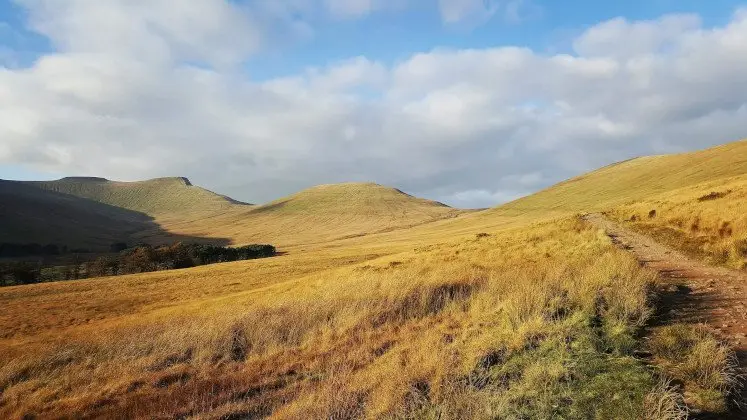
[25, 177, 248, 217]
[149, 182, 464, 248]
[0, 180, 151, 249]
[498, 139, 747, 214]
[608, 173, 747, 270]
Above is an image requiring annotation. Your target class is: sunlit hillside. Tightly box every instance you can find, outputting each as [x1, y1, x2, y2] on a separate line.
[146, 182, 465, 248]
[608, 173, 747, 270]
[497, 139, 747, 214]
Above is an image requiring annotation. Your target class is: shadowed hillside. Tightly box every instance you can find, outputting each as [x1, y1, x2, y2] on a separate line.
[0, 180, 231, 251]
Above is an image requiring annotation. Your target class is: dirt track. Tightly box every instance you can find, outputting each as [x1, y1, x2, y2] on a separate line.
[583, 213, 747, 417]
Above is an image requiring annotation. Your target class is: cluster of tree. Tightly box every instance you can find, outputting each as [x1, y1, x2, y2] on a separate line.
[0, 243, 91, 258]
[0, 262, 41, 286]
[0, 243, 276, 287]
[86, 243, 277, 277]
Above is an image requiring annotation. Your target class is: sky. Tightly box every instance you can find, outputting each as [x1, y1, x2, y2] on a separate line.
[1, 1, 747, 208]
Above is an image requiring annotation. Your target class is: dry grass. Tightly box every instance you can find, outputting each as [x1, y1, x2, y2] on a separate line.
[0, 217, 665, 419]
[648, 324, 741, 413]
[643, 379, 688, 420]
[608, 174, 747, 269]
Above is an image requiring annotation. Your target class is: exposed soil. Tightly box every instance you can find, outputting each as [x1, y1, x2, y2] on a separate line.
[583, 213, 747, 418]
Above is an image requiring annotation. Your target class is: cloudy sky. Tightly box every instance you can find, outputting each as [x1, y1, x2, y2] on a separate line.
[1, 0, 746, 208]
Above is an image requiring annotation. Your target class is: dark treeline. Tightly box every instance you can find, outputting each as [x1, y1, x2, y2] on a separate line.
[0, 243, 276, 287]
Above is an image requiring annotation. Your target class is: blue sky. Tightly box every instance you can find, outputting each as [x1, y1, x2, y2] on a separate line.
[1, 0, 747, 207]
[246, 0, 745, 80]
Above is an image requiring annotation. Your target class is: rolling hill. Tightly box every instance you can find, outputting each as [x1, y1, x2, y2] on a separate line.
[0, 177, 242, 251]
[146, 182, 464, 248]
[2, 178, 463, 251]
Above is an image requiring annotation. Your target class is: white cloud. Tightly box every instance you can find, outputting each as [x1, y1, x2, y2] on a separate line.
[16, 0, 265, 67]
[2, 4, 747, 208]
[438, 0, 541, 25]
[439, 0, 498, 24]
[324, 0, 375, 18]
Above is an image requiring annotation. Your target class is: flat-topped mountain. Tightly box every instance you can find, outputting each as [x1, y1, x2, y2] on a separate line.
[0, 180, 150, 249]
[23, 176, 250, 217]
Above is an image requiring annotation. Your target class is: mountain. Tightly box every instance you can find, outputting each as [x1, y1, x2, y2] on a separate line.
[144, 182, 463, 247]
[23, 177, 249, 218]
[1, 178, 461, 250]
[0, 177, 242, 251]
[0, 180, 150, 250]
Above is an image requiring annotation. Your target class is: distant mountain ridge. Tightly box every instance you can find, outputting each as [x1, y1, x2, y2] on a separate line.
[1, 177, 462, 251]
[22, 176, 251, 217]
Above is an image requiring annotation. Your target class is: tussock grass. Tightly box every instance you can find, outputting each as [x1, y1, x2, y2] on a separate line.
[609, 174, 747, 269]
[0, 218, 665, 418]
[643, 379, 688, 420]
[648, 324, 742, 413]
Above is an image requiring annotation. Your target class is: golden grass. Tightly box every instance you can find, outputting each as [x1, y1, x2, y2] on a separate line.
[0, 217, 666, 419]
[607, 174, 747, 269]
[648, 325, 741, 412]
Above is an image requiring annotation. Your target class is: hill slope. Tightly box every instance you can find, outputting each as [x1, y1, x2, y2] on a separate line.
[24, 177, 248, 218]
[0, 180, 151, 249]
[149, 183, 463, 247]
[336, 138, 747, 252]
[498, 139, 747, 214]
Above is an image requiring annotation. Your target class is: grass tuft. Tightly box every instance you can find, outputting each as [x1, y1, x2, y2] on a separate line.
[648, 324, 742, 413]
